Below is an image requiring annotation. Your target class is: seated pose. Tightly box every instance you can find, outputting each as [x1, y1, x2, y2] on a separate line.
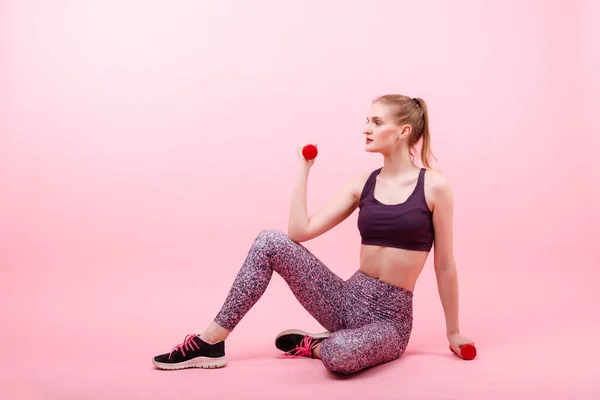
[152, 94, 475, 375]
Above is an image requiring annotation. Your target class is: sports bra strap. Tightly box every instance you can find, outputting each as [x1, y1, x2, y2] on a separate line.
[359, 168, 381, 201]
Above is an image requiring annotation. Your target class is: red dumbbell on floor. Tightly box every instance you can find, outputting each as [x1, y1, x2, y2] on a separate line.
[450, 343, 477, 360]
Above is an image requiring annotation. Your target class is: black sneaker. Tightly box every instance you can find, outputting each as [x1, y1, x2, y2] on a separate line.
[153, 334, 227, 370]
[275, 329, 331, 358]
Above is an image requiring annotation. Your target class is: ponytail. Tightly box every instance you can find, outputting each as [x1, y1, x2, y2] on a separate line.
[413, 98, 437, 170]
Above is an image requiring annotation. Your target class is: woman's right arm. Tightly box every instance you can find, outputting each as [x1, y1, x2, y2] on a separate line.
[288, 160, 368, 243]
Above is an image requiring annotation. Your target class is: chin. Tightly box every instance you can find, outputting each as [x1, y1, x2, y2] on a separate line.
[364, 144, 378, 153]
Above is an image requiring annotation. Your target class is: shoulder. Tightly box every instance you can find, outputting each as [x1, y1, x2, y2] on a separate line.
[424, 168, 451, 190]
[345, 169, 377, 186]
[423, 169, 453, 211]
[351, 169, 375, 188]
[345, 170, 376, 200]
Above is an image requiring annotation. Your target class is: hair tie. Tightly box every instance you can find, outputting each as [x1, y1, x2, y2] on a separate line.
[413, 98, 419, 105]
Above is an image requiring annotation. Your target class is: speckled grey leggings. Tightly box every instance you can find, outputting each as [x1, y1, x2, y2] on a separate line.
[214, 229, 413, 375]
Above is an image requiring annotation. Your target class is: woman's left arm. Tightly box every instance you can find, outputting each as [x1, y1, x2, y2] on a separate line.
[430, 173, 474, 347]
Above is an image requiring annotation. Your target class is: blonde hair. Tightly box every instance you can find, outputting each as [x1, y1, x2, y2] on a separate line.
[373, 94, 437, 170]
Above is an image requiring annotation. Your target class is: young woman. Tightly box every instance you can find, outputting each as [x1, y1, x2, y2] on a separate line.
[152, 94, 475, 375]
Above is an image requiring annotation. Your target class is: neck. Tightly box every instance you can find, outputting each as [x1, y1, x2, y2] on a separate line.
[380, 145, 419, 177]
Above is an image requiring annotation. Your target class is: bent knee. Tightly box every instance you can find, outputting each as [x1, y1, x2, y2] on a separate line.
[323, 361, 360, 375]
[319, 330, 405, 375]
[320, 341, 362, 375]
[255, 229, 289, 243]
[322, 347, 403, 375]
[254, 229, 293, 252]
[322, 356, 359, 375]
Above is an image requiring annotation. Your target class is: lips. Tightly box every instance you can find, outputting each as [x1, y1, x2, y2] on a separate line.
[366, 139, 373, 143]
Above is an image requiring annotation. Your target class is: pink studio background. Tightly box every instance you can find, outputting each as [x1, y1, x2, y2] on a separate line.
[1, 0, 598, 399]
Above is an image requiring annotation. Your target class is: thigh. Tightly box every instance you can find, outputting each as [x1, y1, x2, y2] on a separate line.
[260, 230, 346, 332]
[319, 322, 408, 375]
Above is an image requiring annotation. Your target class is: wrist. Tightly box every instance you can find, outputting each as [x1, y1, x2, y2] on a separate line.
[297, 162, 312, 173]
[446, 329, 460, 338]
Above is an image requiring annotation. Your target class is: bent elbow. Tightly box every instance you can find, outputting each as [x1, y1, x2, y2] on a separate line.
[287, 227, 307, 243]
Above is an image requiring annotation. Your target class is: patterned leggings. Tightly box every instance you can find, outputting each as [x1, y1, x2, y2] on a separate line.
[214, 229, 414, 375]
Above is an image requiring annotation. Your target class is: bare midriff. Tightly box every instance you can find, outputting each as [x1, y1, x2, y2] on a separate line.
[359, 244, 430, 292]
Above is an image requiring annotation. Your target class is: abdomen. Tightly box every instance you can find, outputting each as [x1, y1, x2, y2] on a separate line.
[359, 245, 429, 292]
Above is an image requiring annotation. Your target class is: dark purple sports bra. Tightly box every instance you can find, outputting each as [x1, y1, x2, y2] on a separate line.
[357, 167, 434, 252]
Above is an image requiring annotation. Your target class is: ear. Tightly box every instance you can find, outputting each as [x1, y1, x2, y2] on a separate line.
[398, 125, 411, 140]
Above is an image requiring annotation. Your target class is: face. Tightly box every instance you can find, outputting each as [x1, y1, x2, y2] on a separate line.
[364, 102, 411, 154]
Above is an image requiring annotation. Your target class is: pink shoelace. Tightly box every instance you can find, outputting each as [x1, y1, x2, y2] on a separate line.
[169, 334, 200, 359]
[279, 335, 319, 359]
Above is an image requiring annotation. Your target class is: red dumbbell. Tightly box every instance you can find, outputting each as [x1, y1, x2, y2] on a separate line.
[450, 343, 477, 360]
[302, 144, 318, 160]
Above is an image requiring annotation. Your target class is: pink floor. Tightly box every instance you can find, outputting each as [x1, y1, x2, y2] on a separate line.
[2, 324, 599, 399]
[2, 259, 599, 400]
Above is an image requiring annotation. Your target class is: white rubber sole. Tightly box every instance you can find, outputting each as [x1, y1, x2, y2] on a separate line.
[275, 329, 331, 342]
[152, 356, 227, 370]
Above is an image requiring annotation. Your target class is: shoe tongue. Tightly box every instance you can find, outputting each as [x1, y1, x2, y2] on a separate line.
[174, 334, 202, 352]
